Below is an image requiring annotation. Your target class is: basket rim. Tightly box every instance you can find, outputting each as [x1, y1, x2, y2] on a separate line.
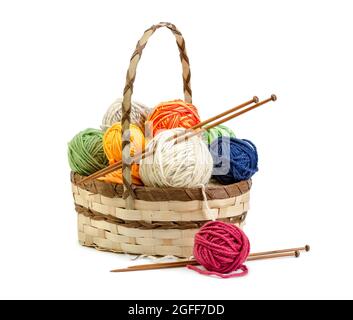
[71, 172, 252, 201]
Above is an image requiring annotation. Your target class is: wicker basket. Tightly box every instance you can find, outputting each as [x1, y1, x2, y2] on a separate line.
[72, 22, 252, 258]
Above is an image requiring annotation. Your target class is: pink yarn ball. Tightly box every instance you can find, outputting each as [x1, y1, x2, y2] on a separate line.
[188, 221, 250, 278]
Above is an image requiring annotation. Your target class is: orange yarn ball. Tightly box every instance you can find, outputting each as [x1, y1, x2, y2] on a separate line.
[147, 100, 201, 136]
[99, 123, 145, 185]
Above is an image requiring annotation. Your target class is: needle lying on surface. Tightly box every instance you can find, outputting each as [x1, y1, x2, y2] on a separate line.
[110, 244, 309, 273]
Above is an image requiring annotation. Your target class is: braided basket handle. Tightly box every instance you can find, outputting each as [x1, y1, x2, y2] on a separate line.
[121, 22, 192, 208]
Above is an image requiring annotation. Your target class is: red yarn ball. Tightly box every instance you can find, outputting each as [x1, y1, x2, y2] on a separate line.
[188, 221, 250, 278]
[147, 100, 201, 136]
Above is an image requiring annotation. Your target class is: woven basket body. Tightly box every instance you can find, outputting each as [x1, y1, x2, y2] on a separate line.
[72, 173, 251, 257]
[72, 22, 252, 258]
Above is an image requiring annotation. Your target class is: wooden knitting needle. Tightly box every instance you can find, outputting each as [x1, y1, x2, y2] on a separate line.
[250, 244, 310, 257]
[111, 245, 306, 272]
[120, 246, 303, 271]
[174, 94, 277, 143]
[79, 96, 258, 184]
[126, 244, 310, 270]
[79, 95, 276, 184]
[110, 250, 300, 273]
[192, 96, 259, 130]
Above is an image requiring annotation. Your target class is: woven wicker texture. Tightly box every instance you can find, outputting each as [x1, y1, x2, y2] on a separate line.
[71, 172, 251, 201]
[73, 183, 249, 257]
[121, 22, 192, 208]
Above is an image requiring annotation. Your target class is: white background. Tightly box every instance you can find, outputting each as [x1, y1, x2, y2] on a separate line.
[0, 0, 352, 300]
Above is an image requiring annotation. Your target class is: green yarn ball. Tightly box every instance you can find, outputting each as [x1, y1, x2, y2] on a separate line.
[68, 128, 108, 176]
[203, 125, 236, 145]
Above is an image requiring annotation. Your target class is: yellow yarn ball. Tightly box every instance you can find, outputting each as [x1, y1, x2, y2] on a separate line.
[99, 123, 145, 185]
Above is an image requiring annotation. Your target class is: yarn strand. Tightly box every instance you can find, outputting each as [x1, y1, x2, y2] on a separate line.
[187, 264, 248, 279]
[198, 184, 216, 221]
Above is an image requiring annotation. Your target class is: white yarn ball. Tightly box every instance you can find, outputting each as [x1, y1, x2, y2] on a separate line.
[101, 98, 150, 131]
[139, 128, 213, 188]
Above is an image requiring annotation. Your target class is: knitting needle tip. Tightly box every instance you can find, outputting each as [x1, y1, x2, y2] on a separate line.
[305, 245, 310, 252]
[271, 94, 277, 101]
[253, 96, 259, 103]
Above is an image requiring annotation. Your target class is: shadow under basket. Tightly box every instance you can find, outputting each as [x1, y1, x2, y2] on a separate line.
[71, 173, 251, 258]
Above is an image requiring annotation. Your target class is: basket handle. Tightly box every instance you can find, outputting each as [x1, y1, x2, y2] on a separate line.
[121, 22, 192, 208]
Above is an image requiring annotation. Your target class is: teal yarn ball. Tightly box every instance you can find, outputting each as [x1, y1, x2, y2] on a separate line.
[203, 125, 236, 145]
[68, 128, 108, 176]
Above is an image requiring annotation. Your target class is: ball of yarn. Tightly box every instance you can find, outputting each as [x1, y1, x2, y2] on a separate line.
[139, 128, 213, 188]
[187, 221, 250, 278]
[101, 98, 150, 132]
[68, 128, 108, 176]
[210, 137, 258, 184]
[147, 100, 201, 136]
[99, 123, 145, 185]
[203, 124, 236, 145]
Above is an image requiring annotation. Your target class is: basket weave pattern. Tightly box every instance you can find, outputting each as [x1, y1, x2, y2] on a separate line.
[73, 175, 251, 257]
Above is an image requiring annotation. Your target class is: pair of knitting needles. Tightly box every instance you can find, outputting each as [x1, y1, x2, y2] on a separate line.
[79, 94, 277, 184]
[111, 245, 310, 272]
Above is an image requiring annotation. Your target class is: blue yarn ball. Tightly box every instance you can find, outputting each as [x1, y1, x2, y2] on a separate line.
[209, 137, 258, 184]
